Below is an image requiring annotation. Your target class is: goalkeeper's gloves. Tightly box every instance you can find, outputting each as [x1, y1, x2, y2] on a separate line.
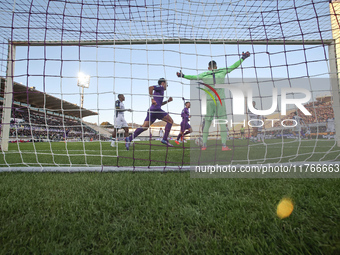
[241, 51, 250, 60]
[176, 70, 184, 78]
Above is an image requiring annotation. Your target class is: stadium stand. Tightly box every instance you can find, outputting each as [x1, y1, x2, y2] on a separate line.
[0, 77, 107, 142]
[269, 96, 334, 137]
[83, 121, 112, 137]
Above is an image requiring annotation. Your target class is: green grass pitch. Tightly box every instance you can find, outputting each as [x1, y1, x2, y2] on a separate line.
[0, 172, 340, 253]
[0, 139, 340, 253]
[0, 139, 339, 167]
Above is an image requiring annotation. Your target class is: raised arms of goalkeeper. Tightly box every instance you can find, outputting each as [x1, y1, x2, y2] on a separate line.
[176, 51, 250, 83]
[176, 51, 250, 151]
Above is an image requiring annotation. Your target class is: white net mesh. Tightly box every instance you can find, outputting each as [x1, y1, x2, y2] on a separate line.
[0, 0, 339, 171]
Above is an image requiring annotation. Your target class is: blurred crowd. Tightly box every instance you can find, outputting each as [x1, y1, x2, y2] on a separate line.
[1, 106, 108, 141]
[273, 100, 334, 128]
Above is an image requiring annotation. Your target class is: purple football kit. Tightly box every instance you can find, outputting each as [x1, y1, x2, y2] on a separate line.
[180, 107, 191, 132]
[125, 84, 173, 149]
[144, 85, 168, 123]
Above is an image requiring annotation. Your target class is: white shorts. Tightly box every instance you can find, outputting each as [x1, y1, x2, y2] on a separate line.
[326, 126, 335, 133]
[114, 115, 128, 129]
[249, 119, 263, 128]
[251, 125, 263, 132]
[293, 125, 301, 132]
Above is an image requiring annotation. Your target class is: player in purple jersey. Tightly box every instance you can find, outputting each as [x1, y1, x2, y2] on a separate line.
[175, 102, 192, 145]
[125, 78, 174, 150]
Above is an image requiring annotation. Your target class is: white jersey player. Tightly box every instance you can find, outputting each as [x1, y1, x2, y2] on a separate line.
[248, 101, 265, 142]
[292, 112, 305, 140]
[111, 94, 132, 147]
[159, 128, 164, 139]
[326, 117, 335, 140]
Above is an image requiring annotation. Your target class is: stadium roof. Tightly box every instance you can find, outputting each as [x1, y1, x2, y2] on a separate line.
[0, 78, 97, 118]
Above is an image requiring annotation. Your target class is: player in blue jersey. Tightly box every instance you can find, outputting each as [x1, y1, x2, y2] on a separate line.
[125, 78, 174, 150]
[175, 102, 192, 144]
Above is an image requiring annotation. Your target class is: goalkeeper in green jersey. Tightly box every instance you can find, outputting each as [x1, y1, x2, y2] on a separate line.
[176, 51, 250, 151]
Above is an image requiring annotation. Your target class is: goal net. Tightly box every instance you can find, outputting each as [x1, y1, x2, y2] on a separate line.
[0, 0, 339, 173]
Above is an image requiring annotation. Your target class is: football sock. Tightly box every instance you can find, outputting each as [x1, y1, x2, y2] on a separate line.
[129, 127, 145, 141]
[183, 130, 190, 136]
[163, 122, 172, 141]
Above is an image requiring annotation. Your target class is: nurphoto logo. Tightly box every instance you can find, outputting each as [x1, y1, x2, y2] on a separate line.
[199, 82, 312, 116]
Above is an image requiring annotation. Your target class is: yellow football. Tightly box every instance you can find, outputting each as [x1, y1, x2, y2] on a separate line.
[277, 198, 294, 219]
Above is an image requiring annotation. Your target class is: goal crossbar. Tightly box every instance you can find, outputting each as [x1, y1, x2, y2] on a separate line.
[11, 39, 334, 47]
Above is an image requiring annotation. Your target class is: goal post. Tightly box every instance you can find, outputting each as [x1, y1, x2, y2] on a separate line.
[1, 43, 16, 152]
[328, 43, 340, 147]
[330, 0, 340, 147]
